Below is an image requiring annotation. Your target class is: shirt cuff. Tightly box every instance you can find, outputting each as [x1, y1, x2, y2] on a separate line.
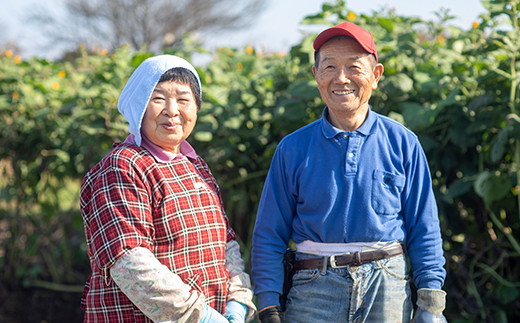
[256, 291, 281, 310]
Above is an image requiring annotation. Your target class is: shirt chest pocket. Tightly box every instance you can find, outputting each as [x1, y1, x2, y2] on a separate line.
[371, 170, 405, 215]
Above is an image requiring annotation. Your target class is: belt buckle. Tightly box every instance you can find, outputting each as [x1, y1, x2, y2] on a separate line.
[329, 254, 348, 268]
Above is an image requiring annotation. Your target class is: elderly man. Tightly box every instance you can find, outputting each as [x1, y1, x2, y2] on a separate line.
[252, 21, 447, 323]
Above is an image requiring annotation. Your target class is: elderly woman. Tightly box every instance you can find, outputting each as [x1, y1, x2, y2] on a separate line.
[80, 55, 255, 322]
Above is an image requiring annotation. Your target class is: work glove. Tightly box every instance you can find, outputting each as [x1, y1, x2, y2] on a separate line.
[412, 288, 447, 323]
[258, 305, 282, 323]
[199, 304, 228, 323]
[224, 300, 248, 323]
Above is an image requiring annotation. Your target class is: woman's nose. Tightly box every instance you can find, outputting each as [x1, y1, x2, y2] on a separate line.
[163, 101, 180, 116]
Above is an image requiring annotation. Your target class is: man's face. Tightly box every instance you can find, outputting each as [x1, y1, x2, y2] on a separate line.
[312, 37, 383, 129]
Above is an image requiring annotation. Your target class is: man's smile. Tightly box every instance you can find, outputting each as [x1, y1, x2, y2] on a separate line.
[332, 89, 355, 95]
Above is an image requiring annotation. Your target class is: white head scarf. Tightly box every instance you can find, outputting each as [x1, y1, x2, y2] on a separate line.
[117, 55, 201, 146]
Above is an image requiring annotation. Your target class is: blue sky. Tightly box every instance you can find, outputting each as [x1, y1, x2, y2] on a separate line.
[1, 0, 485, 59]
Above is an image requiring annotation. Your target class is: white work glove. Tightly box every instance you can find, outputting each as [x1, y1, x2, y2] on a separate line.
[412, 288, 447, 323]
[199, 304, 228, 323]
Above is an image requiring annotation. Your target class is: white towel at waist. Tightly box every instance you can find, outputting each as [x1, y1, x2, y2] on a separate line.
[296, 240, 403, 257]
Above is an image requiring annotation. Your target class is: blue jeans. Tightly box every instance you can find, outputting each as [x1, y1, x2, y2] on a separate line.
[283, 252, 413, 323]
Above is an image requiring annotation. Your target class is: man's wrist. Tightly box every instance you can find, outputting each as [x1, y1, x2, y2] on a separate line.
[416, 288, 446, 315]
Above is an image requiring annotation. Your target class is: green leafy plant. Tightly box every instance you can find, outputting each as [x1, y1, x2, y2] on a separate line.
[0, 1, 519, 321]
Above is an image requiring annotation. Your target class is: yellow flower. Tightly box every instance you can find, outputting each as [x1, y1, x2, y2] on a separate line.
[472, 21, 479, 29]
[237, 62, 243, 70]
[58, 70, 66, 78]
[437, 35, 445, 43]
[218, 47, 226, 53]
[14, 56, 22, 64]
[11, 92, 19, 100]
[246, 46, 254, 55]
[5, 50, 13, 58]
[227, 50, 234, 56]
[100, 49, 108, 56]
[347, 12, 356, 22]
[51, 82, 60, 90]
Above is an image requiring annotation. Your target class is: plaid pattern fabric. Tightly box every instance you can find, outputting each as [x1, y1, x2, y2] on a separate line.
[80, 143, 235, 322]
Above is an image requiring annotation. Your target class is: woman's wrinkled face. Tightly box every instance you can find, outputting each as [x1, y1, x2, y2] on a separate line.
[141, 80, 197, 153]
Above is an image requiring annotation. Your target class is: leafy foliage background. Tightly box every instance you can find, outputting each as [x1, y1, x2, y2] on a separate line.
[1, 0, 519, 321]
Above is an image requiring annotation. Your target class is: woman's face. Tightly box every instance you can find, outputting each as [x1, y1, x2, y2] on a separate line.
[141, 80, 198, 153]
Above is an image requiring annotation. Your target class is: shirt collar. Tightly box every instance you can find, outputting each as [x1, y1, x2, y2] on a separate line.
[321, 106, 377, 139]
[124, 134, 198, 163]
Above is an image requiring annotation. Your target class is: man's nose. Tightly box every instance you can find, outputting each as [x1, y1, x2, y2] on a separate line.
[336, 67, 351, 83]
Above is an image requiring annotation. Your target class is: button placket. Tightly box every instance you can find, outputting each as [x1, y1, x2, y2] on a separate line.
[345, 135, 361, 175]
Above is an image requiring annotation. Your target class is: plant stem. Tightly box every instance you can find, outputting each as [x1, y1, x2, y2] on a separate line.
[511, 56, 517, 115]
[509, 0, 520, 219]
[516, 140, 520, 221]
[488, 210, 520, 254]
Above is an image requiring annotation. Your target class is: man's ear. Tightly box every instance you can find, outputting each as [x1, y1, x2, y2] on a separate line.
[372, 63, 384, 89]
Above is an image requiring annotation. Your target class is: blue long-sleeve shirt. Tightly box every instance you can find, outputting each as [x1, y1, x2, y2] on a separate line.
[251, 107, 446, 309]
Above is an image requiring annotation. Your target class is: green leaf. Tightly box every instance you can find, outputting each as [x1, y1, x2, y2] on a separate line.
[468, 95, 492, 111]
[444, 177, 474, 201]
[193, 131, 213, 142]
[495, 285, 520, 304]
[287, 80, 319, 99]
[384, 73, 414, 97]
[80, 124, 107, 135]
[401, 102, 436, 129]
[491, 307, 508, 323]
[41, 149, 70, 163]
[223, 115, 244, 130]
[413, 71, 431, 85]
[491, 126, 509, 162]
[473, 170, 511, 205]
[481, 0, 509, 15]
[377, 17, 394, 32]
[449, 125, 474, 149]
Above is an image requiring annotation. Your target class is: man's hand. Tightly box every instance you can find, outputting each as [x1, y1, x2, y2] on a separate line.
[412, 308, 447, 323]
[258, 305, 282, 323]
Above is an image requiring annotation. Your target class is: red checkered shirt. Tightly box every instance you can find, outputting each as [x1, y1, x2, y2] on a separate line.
[80, 142, 236, 322]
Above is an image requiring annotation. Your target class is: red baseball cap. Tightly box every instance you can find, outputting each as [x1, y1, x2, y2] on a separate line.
[313, 21, 378, 63]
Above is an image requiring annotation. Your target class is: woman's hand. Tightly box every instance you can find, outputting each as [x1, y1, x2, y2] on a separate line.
[224, 300, 247, 323]
[199, 304, 228, 323]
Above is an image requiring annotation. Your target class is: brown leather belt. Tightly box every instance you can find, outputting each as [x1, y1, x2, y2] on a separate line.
[291, 244, 405, 270]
